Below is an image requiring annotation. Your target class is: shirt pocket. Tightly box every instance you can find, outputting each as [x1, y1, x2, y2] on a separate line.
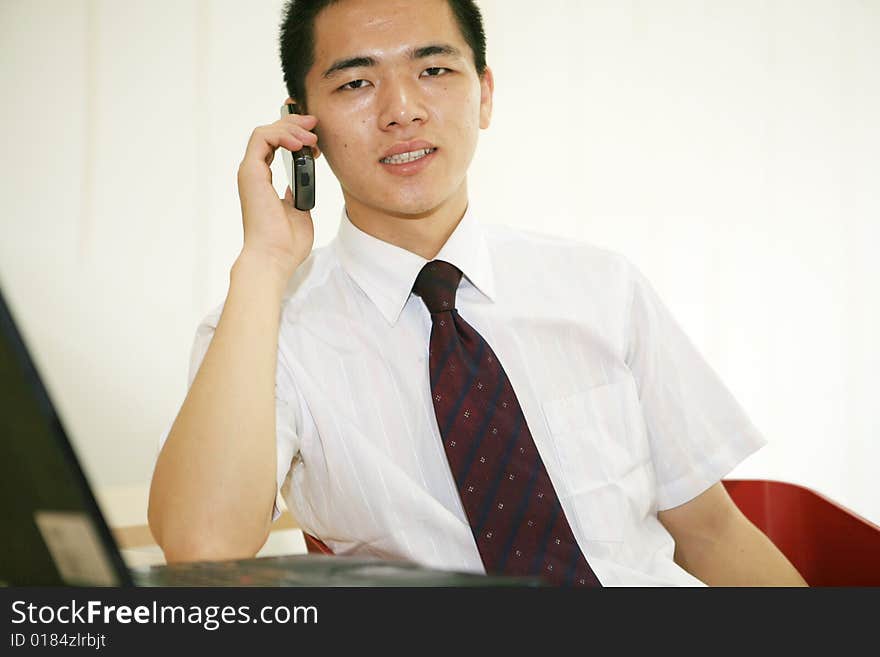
[540, 379, 647, 543]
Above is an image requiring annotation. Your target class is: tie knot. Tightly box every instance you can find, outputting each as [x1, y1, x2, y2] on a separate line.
[413, 260, 462, 314]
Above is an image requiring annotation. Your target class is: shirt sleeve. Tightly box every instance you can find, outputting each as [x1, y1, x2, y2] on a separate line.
[622, 258, 768, 511]
[156, 302, 302, 522]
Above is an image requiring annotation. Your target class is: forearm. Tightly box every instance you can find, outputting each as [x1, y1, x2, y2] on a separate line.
[148, 251, 290, 562]
[675, 512, 809, 587]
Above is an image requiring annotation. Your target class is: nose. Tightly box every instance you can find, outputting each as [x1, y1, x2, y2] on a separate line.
[377, 73, 428, 130]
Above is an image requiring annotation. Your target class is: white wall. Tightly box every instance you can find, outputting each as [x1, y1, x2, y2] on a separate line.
[1, 0, 877, 528]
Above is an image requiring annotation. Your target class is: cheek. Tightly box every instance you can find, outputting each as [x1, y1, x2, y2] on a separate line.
[441, 107, 478, 148]
[441, 87, 480, 137]
[318, 125, 358, 163]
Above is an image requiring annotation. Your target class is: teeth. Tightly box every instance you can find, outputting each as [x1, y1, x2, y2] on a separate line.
[381, 148, 435, 164]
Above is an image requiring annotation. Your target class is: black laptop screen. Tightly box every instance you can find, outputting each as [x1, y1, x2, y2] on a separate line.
[0, 284, 130, 586]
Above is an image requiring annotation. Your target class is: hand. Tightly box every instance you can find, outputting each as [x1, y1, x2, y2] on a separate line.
[236, 105, 323, 281]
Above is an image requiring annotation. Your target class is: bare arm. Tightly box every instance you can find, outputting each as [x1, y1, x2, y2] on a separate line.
[147, 253, 289, 562]
[658, 482, 809, 586]
[148, 102, 321, 563]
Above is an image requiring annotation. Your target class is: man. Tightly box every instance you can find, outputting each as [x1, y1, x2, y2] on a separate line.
[148, 0, 807, 586]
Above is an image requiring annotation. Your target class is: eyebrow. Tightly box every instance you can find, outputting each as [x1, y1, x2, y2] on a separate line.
[321, 43, 464, 80]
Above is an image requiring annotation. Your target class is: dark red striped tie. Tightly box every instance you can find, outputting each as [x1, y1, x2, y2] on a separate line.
[413, 260, 602, 587]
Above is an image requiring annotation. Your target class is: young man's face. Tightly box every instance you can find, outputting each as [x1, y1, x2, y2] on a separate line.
[299, 0, 493, 221]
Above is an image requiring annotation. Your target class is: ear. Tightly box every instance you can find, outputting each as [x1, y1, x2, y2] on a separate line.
[281, 97, 321, 160]
[478, 65, 494, 130]
[283, 96, 309, 112]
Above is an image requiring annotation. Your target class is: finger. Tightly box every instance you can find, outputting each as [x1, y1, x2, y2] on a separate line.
[242, 126, 275, 168]
[284, 123, 318, 147]
[281, 114, 318, 129]
[266, 133, 308, 167]
[241, 127, 307, 175]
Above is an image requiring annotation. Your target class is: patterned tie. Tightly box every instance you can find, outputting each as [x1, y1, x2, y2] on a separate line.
[412, 260, 602, 587]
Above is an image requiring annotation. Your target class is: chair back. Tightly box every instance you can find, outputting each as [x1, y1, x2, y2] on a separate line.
[723, 479, 880, 586]
[302, 480, 880, 585]
[303, 532, 333, 555]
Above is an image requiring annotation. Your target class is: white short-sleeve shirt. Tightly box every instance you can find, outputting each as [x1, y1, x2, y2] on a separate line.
[159, 202, 767, 586]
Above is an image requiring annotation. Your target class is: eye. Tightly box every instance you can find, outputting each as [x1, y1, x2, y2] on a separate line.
[422, 67, 451, 77]
[339, 79, 372, 91]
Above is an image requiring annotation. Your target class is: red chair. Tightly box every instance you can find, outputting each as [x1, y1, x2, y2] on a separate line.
[305, 479, 880, 586]
[303, 532, 334, 555]
[722, 479, 880, 586]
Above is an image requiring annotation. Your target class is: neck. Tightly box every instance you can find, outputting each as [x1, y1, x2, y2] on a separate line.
[343, 181, 469, 260]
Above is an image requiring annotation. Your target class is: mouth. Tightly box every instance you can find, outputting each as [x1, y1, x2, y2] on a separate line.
[378, 147, 439, 176]
[379, 147, 438, 165]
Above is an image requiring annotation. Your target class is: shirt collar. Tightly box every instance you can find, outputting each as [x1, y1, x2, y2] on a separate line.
[334, 203, 496, 326]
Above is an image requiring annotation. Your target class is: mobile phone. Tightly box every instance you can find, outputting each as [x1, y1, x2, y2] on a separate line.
[280, 102, 315, 211]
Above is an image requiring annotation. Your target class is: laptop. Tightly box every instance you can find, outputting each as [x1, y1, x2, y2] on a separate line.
[0, 283, 542, 587]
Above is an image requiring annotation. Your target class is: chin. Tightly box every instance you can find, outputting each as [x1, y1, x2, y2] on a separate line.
[358, 187, 450, 218]
[387, 197, 450, 219]
[341, 167, 465, 219]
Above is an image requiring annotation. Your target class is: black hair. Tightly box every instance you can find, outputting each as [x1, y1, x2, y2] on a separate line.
[278, 0, 487, 113]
